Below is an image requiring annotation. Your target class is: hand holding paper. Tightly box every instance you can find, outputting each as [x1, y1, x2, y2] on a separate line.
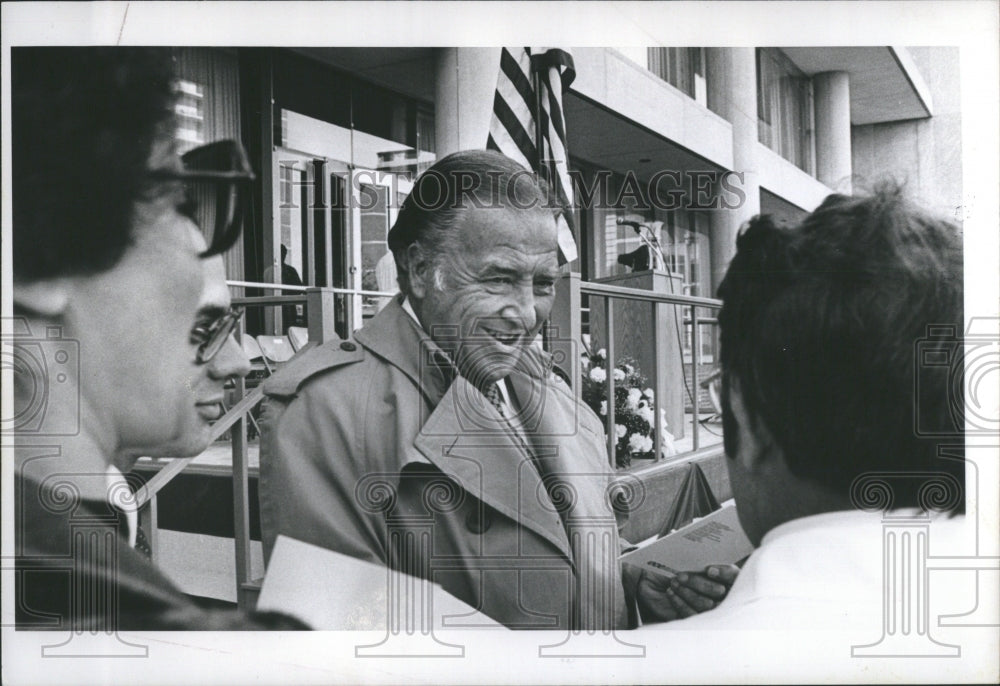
[635, 564, 740, 622]
[620, 505, 753, 624]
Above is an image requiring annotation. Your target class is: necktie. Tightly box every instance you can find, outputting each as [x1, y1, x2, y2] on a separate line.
[110, 503, 152, 558]
[133, 524, 153, 558]
[484, 382, 506, 417]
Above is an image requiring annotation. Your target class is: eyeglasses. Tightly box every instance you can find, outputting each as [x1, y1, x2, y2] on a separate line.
[151, 140, 256, 258]
[190, 307, 244, 364]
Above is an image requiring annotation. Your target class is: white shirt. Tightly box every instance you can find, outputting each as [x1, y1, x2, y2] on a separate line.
[647, 508, 971, 631]
[106, 464, 138, 548]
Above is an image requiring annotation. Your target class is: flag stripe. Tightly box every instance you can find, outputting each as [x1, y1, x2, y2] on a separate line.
[487, 47, 579, 264]
[491, 91, 537, 167]
[498, 48, 536, 112]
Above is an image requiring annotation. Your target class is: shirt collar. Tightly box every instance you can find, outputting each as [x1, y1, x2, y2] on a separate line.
[401, 296, 423, 329]
[106, 464, 138, 548]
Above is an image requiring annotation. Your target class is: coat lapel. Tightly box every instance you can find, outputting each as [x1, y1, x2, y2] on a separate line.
[360, 305, 573, 559]
[413, 376, 571, 560]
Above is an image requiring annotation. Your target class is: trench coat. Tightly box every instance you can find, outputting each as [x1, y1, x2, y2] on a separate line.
[259, 297, 630, 630]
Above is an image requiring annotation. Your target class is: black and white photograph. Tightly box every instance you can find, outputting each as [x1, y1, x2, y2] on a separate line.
[2, 1, 998, 684]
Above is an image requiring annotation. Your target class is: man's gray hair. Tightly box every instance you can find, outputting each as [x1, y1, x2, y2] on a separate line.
[387, 149, 556, 295]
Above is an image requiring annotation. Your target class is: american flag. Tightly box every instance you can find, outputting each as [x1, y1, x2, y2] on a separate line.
[487, 47, 579, 264]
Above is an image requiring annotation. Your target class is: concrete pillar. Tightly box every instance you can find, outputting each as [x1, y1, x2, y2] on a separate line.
[814, 71, 852, 193]
[434, 48, 501, 156]
[705, 48, 761, 295]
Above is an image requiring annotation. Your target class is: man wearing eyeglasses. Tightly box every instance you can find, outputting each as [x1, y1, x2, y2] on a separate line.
[10, 47, 305, 630]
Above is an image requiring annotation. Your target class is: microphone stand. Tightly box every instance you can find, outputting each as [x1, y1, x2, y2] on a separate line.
[618, 219, 665, 271]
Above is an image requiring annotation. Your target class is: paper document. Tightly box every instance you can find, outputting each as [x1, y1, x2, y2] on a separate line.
[257, 535, 503, 630]
[620, 505, 754, 578]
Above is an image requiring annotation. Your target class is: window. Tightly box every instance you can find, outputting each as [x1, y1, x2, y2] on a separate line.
[174, 79, 205, 150]
[756, 48, 815, 175]
[648, 48, 707, 105]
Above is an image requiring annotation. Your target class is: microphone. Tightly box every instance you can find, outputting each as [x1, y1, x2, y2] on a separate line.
[616, 218, 643, 233]
[617, 218, 666, 271]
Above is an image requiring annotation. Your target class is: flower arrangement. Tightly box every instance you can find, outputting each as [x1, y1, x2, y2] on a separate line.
[580, 348, 677, 469]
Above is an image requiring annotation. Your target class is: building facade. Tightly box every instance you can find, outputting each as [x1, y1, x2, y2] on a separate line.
[172, 46, 959, 338]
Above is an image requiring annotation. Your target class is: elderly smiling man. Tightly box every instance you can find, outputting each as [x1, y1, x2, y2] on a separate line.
[259, 150, 732, 630]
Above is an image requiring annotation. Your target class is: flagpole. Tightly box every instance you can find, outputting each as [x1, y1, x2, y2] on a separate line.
[530, 51, 545, 182]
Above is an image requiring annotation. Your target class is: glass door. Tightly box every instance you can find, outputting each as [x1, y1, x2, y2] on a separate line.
[271, 106, 428, 336]
[349, 169, 412, 328]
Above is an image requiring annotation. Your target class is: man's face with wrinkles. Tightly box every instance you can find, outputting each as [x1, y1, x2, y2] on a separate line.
[417, 205, 560, 387]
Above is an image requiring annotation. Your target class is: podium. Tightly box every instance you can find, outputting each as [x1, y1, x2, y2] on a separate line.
[589, 270, 685, 441]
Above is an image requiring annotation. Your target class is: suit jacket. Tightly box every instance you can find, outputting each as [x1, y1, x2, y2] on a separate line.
[14, 473, 307, 630]
[259, 297, 628, 629]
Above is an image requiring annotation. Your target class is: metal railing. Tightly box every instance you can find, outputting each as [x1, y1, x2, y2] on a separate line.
[134, 282, 357, 608]
[132, 277, 721, 607]
[579, 279, 722, 467]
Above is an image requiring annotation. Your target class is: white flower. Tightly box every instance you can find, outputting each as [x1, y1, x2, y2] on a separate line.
[637, 403, 655, 427]
[589, 367, 607, 383]
[660, 429, 678, 456]
[628, 433, 653, 453]
[626, 388, 642, 410]
[623, 363, 634, 375]
[615, 423, 627, 439]
[643, 388, 655, 401]
[599, 400, 608, 416]
[613, 368, 626, 382]
[596, 348, 606, 359]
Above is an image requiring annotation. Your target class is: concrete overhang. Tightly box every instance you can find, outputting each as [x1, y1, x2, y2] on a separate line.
[290, 47, 437, 103]
[780, 47, 933, 125]
[757, 143, 834, 213]
[567, 48, 734, 177]
[564, 91, 730, 182]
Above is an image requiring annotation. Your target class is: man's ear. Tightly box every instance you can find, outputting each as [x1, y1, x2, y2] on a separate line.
[13, 279, 71, 317]
[728, 380, 781, 472]
[404, 242, 432, 300]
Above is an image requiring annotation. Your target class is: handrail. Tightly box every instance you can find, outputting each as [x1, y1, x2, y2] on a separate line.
[580, 281, 721, 309]
[581, 276, 722, 466]
[134, 385, 266, 508]
[227, 280, 397, 298]
[227, 280, 309, 292]
[233, 295, 308, 306]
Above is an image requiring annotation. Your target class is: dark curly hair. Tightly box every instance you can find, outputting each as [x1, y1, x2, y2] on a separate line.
[717, 184, 964, 510]
[12, 47, 179, 281]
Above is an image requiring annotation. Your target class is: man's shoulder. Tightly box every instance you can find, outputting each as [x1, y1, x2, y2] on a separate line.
[262, 337, 369, 398]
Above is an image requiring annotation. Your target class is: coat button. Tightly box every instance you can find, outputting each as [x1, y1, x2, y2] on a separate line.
[465, 508, 492, 534]
[340, 341, 357, 351]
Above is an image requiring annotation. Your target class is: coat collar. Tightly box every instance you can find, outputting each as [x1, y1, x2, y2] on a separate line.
[354, 295, 453, 407]
[356, 297, 572, 558]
